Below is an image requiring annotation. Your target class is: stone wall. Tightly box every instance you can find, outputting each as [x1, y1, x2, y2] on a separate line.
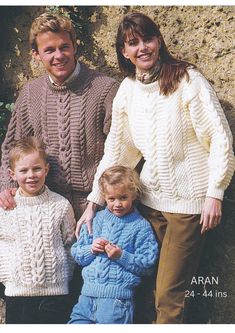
[0, 5, 234, 324]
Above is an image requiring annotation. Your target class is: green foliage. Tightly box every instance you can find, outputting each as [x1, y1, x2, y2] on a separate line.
[4, 103, 14, 112]
[46, 6, 84, 41]
[46, 5, 94, 45]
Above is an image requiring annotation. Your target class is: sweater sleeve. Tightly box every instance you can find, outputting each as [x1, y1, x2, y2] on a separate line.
[0, 83, 34, 191]
[115, 221, 158, 276]
[0, 212, 13, 283]
[71, 224, 96, 267]
[60, 201, 77, 280]
[186, 70, 235, 200]
[87, 79, 143, 205]
[102, 80, 120, 135]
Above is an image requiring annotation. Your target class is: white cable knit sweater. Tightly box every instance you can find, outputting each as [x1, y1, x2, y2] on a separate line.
[88, 69, 235, 214]
[0, 187, 76, 296]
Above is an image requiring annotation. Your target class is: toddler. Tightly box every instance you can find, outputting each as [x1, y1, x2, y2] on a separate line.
[69, 165, 158, 324]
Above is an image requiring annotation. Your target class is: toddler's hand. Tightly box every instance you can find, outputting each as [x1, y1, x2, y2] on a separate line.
[105, 242, 122, 259]
[91, 238, 109, 254]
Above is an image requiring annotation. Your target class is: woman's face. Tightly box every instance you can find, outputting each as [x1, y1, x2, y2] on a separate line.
[122, 33, 160, 72]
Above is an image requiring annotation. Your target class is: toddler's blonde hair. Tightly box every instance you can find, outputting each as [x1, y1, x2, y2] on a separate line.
[98, 165, 142, 198]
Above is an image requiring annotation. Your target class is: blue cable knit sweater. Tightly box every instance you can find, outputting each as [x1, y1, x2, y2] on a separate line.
[71, 207, 158, 299]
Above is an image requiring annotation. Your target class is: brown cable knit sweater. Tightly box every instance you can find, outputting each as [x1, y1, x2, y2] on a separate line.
[0, 63, 119, 218]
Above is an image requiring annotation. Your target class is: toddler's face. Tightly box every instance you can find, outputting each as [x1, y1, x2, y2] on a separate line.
[104, 184, 136, 217]
[9, 152, 49, 197]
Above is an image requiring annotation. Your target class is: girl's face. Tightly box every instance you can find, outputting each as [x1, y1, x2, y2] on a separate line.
[104, 184, 136, 217]
[122, 33, 160, 73]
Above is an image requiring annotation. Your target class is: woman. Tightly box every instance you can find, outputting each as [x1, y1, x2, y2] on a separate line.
[77, 12, 235, 324]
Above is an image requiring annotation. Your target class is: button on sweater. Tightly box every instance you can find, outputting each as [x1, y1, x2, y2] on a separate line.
[88, 69, 235, 214]
[71, 207, 158, 300]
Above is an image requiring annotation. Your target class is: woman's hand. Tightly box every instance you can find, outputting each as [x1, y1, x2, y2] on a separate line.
[0, 188, 17, 210]
[75, 201, 98, 238]
[200, 197, 222, 234]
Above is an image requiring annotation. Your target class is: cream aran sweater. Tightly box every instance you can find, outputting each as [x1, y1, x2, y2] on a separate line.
[88, 69, 235, 214]
[0, 187, 76, 296]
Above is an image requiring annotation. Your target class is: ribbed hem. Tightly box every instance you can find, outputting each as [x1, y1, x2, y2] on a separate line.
[82, 283, 133, 299]
[4, 282, 69, 297]
[141, 192, 205, 214]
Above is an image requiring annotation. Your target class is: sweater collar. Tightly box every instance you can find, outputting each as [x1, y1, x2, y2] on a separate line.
[46, 62, 93, 93]
[15, 185, 50, 206]
[136, 79, 160, 94]
[103, 206, 140, 224]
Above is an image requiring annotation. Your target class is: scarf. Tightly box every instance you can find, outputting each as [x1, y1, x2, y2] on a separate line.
[136, 60, 162, 84]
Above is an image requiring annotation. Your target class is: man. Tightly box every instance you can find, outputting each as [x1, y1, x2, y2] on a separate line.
[0, 12, 119, 218]
[0, 12, 119, 321]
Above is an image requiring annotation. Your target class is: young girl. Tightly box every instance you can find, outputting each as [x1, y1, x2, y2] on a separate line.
[0, 136, 76, 324]
[78, 12, 235, 324]
[69, 165, 158, 324]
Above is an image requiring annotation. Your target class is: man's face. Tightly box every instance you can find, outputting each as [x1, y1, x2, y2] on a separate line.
[32, 30, 76, 85]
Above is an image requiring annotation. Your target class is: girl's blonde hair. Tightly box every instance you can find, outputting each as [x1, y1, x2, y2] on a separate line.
[9, 136, 48, 170]
[98, 165, 142, 198]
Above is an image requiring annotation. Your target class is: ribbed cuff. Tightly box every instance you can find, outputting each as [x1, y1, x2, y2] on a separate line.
[206, 186, 224, 201]
[115, 250, 133, 270]
[82, 246, 96, 263]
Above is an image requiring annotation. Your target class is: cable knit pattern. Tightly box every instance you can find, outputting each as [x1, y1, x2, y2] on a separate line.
[88, 69, 235, 214]
[0, 187, 76, 296]
[71, 207, 158, 299]
[0, 63, 119, 214]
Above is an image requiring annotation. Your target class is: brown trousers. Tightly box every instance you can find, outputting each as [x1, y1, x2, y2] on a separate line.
[135, 204, 206, 324]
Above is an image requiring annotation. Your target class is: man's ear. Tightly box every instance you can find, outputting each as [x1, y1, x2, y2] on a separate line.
[32, 48, 41, 62]
[74, 41, 79, 55]
[8, 168, 16, 181]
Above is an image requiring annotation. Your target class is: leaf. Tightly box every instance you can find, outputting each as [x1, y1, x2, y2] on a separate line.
[5, 103, 14, 112]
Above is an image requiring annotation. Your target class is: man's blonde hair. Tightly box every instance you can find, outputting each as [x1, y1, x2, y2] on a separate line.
[29, 12, 77, 51]
[98, 165, 142, 198]
[9, 136, 48, 170]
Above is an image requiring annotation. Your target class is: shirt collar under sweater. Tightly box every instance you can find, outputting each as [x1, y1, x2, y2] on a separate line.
[102, 206, 140, 224]
[15, 185, 50, 206]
